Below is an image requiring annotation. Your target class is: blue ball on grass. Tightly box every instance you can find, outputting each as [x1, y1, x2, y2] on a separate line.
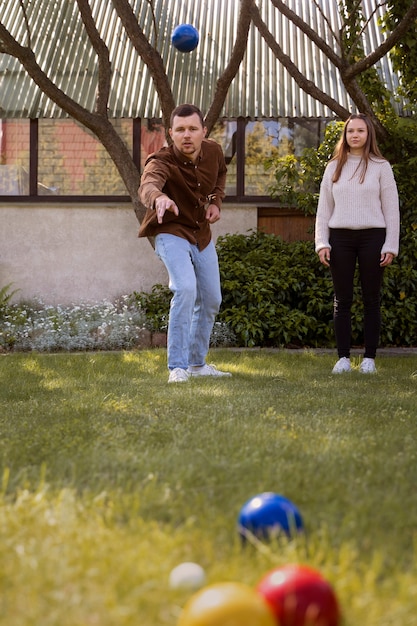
[238, 492, 304, 541]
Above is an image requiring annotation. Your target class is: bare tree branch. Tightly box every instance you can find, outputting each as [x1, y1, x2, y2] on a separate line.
[269, 0, 343, 68]
[254, 0, 417, 140]
[18, 0, 31, 48]
[75, 0, 111, 117]
[204, 0, 253, 134]
[144, 0, 159, 47]
[250, 1, 350, 119]
[0, 20, 142, 216]
[344, 0, 417, 77]
[111, 0, 175, 130]
[312, 0, 340, 48]
[0, 22, 96, 126]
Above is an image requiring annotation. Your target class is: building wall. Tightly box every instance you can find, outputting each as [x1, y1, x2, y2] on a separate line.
[0, 203, 257, 305]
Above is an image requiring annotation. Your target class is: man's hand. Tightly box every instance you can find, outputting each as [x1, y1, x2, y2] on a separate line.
[155, 195, 179, 224]
[206, 203, 220, 224]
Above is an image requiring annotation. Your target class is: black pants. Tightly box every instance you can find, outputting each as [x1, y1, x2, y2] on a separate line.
[329, 228, 386, 359]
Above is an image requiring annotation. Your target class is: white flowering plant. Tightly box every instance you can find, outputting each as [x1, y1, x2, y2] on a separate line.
[0, 296, 147, 352]
[0, 289, 236, 352]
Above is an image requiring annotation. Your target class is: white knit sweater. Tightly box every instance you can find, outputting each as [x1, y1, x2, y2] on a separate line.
[315, 154, 400, 256]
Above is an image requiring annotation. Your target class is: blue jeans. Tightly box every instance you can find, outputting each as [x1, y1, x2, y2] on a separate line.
[155, 234, 222, 370]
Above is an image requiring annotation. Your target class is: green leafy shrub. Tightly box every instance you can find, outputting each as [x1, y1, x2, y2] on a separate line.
[0, 283, 19, 318]
[129, 283, 237, 346]
[378, 118, 417, 346]
[129, 284, 171, 333]
[216, 229, 416, 348]
[217, 231, 334, 347]
[265, 121, 344, 215]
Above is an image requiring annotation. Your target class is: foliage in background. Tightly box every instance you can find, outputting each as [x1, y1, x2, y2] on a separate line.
[216, 229, 417, 348]
[217, 232, 333, 347]
[383, 0, 417, 112]
[0, 283, 19, 315]
[265, 121, 344, 215]
[129, 284, 171, 333]
[379, 118, 417, 346]
[128, 284, 236, 348]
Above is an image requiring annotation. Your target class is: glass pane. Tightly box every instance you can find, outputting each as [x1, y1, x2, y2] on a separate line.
[293, 120, 320, 155]
[245, 120, 284, 195]
[210, 120, 236, 196]
[0, 119, 30, 195]
[38, 119, 132, 195]
[141, 119, 166, 166]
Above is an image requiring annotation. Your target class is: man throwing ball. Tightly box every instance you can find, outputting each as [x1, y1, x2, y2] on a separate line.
[138, 103, 231, 383]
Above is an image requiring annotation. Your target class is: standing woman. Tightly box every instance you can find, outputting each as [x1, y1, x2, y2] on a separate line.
[315, 113, 400, 374]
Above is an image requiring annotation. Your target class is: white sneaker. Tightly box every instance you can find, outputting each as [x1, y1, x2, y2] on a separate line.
[187, 364, 232, 377]
[359, 358, 377, 374]
[168, 368, 190, 383]
[332, 357, 351, 374]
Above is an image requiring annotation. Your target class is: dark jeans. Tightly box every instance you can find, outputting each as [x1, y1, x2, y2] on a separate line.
[329, 228, 386, 359]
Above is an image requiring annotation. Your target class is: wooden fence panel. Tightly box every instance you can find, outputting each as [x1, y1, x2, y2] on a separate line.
[258, 207, 315, 242]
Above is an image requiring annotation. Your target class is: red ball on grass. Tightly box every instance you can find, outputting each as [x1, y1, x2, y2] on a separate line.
[256, 564, 341, 626]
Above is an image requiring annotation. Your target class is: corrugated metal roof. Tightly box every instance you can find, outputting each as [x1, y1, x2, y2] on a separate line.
[0, 0, 403, 118]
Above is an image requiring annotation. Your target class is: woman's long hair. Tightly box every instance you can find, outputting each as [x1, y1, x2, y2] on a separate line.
[331, 113, 385, 183]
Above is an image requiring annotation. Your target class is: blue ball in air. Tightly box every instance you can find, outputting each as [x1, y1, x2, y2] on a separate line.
[171, 24, 199, 53]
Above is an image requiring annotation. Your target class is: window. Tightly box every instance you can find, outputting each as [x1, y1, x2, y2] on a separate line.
[0, 120, 30, 195]
[245, 120, 282, 196]
[210, 120, 237, 196]
[38, 119, 132, 195]
[0, 116, 331, 201]
[141, 119, 166, 164]
[292, 119, 323, 155]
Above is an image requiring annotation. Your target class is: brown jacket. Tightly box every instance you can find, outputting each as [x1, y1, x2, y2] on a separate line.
[138, 139, 227, 250]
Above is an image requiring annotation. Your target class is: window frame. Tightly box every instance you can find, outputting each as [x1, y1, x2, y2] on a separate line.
[0, 116, 329, 203]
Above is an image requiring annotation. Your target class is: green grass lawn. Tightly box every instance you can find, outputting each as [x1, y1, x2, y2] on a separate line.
[0, 349, 416, 625]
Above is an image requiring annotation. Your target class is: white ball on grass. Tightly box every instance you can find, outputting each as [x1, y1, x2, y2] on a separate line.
[169, 562, 206, 590]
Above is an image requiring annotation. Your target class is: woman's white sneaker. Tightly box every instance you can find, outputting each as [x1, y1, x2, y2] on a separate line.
[332, 357, 351, 374]
[359, 358, 377, 374]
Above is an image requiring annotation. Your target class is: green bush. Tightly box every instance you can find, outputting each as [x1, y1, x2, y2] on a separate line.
[129, 283, 237, 347]
[265, 121, 344, 215]
[0, 283, 19, 318]
[129, 284, 171, 333]
[217, 231, 333, 347]
[216, 230, 417, 348]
